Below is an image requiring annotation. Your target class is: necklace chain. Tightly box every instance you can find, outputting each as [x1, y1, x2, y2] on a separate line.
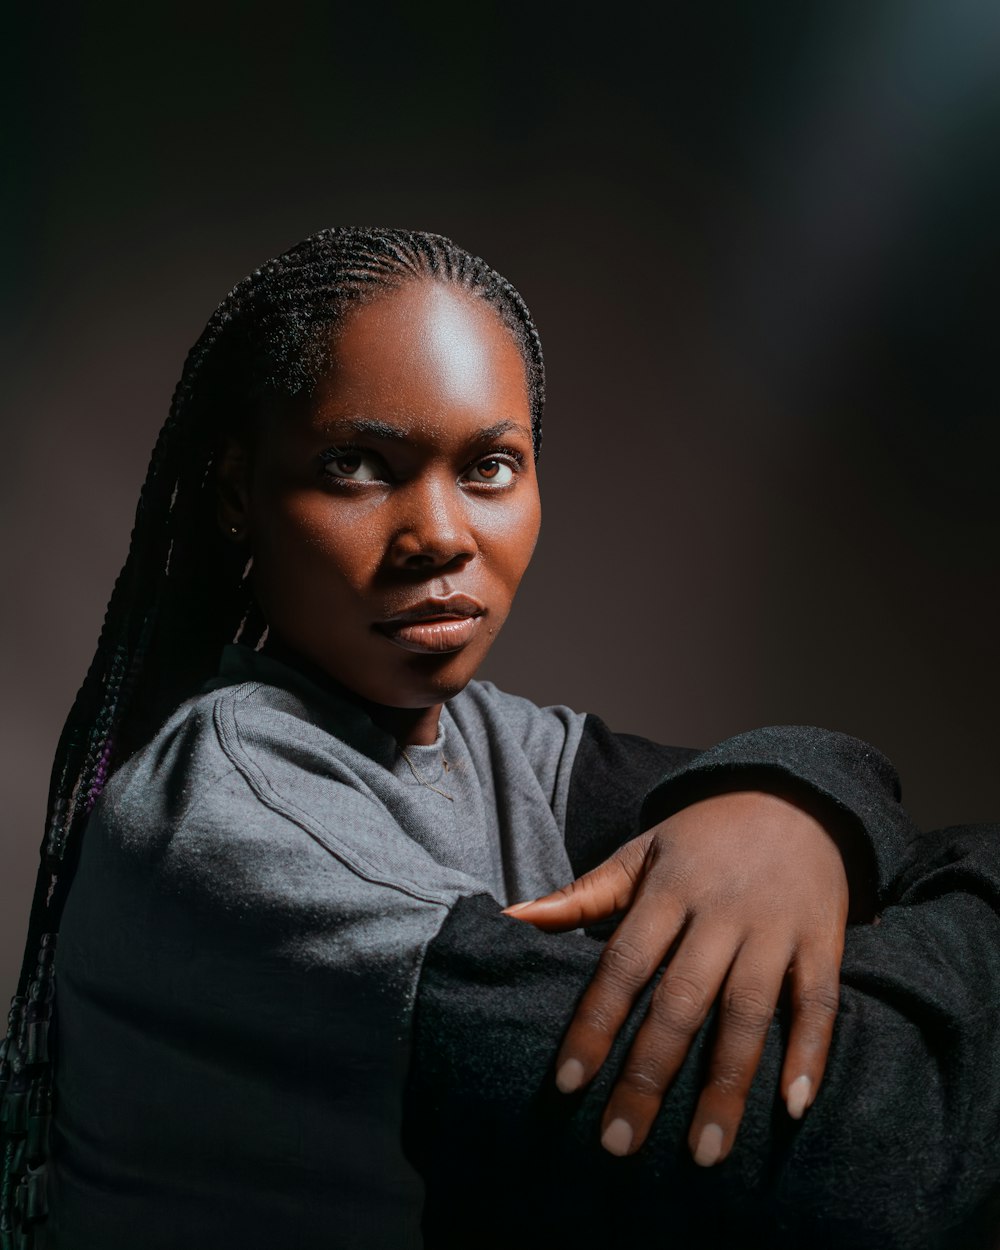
[399, 747, 454, 801]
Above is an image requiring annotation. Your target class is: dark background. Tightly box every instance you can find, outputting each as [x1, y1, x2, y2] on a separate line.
[4, 1, 1000, 1005]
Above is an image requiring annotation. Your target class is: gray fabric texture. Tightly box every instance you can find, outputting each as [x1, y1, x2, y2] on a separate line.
[46, 644, 585, 1249]
[42, 641, 942, 1249]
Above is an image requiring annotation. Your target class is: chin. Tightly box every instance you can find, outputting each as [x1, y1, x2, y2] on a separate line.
[390, 656, 483, 707]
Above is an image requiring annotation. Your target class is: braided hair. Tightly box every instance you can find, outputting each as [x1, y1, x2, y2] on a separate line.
[0, 226, 545, 1244]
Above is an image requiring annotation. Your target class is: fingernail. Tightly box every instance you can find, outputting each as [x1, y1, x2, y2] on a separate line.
[786, 1074, 812, 1120]
[555, 1057, 585, 1093]
[503, 900, 534, 915]
[693, 1123, 724, 1167]
[601, 1118, 633, 1156]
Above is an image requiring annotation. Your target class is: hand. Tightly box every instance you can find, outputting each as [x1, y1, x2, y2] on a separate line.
[503, 790, 849, 1165]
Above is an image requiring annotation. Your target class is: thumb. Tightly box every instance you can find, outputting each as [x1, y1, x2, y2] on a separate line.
[502, 835, 650, 932]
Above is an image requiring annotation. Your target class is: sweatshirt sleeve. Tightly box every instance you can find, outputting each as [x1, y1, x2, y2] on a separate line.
[565, 717, 922, 918]
[403, 820, 1000, 1250]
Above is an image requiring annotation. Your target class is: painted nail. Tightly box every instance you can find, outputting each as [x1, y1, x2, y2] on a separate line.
[555, 1057, 585, 1093]
[601, 1118, 634, 1156]
[693, 1123, 725, 1167]
[786, 1074, 812, 1120]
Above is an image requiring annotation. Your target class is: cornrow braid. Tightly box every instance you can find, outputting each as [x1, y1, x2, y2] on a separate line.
[0, 226, 545, 1246]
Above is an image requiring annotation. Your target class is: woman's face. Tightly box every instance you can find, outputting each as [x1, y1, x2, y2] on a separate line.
[218, 278, 541, 737]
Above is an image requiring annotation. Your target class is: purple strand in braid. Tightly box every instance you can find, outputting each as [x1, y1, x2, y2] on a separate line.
[4, 227, 548, 1250]
[84, 739, 114, 814]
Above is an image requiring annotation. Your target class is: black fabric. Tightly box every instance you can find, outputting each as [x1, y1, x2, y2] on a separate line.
[563, 715, 700, 875]
[565, 718, 922, 922]
[405, 824, 1000, 1248]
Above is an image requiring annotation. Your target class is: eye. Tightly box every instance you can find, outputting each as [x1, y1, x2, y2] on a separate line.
[319, 446, 386, 483]
[464, 455, 519, 487]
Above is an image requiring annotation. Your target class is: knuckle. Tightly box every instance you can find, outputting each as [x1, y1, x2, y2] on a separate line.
[653, 972, 710, 1032]
[709, 1061, 748, 1098]
[619, 1058, 666, 1099]
[572, 1000, 619, 1039]
[616, 837, 651, 885]
[599, 937, 654, 987]
[796, 983, 841, 1020]
[723, 986, 774, 1037]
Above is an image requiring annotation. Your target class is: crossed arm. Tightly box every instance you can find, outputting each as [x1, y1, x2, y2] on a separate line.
[404, 721, 1000, 1248]
[512, 718, 915, 1162]
[54, 690, 1000, 1248]
[507, 787, 850, 1164]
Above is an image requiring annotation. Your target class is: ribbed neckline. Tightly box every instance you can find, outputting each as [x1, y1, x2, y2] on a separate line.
[206, 639, 448, 772]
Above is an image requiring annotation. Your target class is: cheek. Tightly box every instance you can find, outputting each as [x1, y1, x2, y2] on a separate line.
[252, 492, 384, 597]
[478, 495, 541, 589]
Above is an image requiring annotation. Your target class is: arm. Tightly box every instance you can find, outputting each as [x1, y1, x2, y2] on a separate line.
[508, 717, 923, 1159]
[404, 821, 1000, 1249]
[56, 679, 998, 1248]
[563, 716, 921, 916]
[510, 789, 850, 1158]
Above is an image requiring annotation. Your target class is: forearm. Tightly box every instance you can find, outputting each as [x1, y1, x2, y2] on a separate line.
[404, 823, 1000, 1248]
[565, 718, 923, 919]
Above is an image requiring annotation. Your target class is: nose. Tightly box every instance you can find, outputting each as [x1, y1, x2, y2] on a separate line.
[387, 477, 478, 572]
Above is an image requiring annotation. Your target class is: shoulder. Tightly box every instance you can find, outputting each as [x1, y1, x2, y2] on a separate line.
[95, 680, 464, 911]
[450, 679, 587, 762]
[104, 678, 332, 829]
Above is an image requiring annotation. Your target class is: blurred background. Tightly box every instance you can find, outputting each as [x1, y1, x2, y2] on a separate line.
[3, 0, 1000, 1003]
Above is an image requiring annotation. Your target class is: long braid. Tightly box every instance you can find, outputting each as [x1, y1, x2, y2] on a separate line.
[0, 226, 546, 1245]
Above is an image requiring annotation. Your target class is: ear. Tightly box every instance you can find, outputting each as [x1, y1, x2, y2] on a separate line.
[216, 437, 253, 542]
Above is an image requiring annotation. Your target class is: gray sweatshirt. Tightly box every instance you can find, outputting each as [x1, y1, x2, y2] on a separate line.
[43, 643, 1000, 1248]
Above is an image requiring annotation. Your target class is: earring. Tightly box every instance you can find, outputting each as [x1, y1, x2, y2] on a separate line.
[229, 526, 241, 539]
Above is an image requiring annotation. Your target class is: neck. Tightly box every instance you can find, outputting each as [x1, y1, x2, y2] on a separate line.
[363, 703, 443, 748]
[260, 632, 443, 747]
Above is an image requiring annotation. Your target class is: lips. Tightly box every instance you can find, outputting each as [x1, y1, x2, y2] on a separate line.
[375, 593, 486, 654]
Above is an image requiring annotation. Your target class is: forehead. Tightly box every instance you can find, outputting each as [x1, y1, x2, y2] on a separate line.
[309, 278, 531, 431]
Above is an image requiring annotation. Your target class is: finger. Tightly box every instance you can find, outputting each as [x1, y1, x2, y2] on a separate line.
[502, 834, 651, 932]
[596, 919, 739, 1156]
[780, 952, 842, 1120]
[554, 892, 688, 1095]
[685, 946, 788, 1167]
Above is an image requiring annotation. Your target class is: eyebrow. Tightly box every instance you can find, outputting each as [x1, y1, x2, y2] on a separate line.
[320, 417, 407, 441]
[319, 417, 533, 443]
[477, 419, 533, 442]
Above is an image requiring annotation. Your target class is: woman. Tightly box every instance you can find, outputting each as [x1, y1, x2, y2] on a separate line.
[1, 228, 997, 1249]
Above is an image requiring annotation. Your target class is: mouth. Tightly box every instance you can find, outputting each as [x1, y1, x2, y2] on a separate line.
[374, 594, 486, 654]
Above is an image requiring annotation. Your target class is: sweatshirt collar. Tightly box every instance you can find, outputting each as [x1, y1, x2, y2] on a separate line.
[205, 639, 422, 768]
